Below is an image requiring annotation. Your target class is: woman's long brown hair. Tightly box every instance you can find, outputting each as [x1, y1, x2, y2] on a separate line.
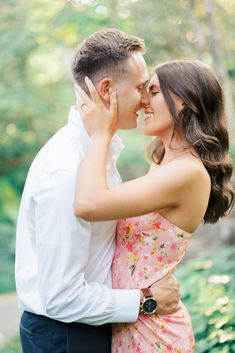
[149, 60, 234, 223]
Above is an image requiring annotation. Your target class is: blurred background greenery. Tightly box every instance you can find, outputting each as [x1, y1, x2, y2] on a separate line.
[0, 0, 234, 352]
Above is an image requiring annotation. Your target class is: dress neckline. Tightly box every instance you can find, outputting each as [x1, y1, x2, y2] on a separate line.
[122, 211, 193, 236]
[145, 211, 193, 236]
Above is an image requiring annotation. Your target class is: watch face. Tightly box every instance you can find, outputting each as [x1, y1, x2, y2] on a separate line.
[142, 298, 157, 314]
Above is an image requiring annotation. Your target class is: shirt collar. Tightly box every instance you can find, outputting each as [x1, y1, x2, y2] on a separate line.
[67, 106, 124, 162]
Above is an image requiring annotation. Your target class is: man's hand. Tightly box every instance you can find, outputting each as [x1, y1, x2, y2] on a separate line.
[149, 271, 181, 315]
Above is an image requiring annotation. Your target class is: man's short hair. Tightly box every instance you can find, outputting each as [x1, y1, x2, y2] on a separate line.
[72, 29, 145, 91]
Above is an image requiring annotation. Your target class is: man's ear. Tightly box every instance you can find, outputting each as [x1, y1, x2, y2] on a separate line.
[96, 78, 113, 105]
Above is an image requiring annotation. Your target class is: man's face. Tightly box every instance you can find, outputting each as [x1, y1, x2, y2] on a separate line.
[110, 52, 149, 130]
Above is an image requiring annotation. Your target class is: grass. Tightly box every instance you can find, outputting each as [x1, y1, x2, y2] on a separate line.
[0, 336, 21, 353]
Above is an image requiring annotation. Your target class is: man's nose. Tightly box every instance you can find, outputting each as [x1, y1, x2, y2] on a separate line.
[141, 90, 150, 108]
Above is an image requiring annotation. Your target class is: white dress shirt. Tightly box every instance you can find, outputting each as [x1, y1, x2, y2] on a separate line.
[15, 106, 140, 325]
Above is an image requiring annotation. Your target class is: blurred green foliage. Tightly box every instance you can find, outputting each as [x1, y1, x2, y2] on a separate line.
[176, 245, 235, 353]
[0, 336, 21, 353]
[0, 220, 16, 292]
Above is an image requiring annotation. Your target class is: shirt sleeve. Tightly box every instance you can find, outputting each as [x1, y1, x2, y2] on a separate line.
[33, 169, 140, 325]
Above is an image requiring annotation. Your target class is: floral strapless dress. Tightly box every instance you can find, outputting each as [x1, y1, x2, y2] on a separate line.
[112, 211, 195, 353]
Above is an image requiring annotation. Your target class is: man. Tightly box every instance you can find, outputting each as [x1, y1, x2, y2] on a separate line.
[15, 29, 180, 353]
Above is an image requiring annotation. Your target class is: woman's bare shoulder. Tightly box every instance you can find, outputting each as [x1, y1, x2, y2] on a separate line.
[181, 156, 210, 182]
[154, 155, 211, 194]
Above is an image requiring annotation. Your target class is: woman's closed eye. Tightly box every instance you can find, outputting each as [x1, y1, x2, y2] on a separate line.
[151, 91, 159, 96]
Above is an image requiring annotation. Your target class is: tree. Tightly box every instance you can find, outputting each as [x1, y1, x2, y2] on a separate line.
[204, 0, 235, 139]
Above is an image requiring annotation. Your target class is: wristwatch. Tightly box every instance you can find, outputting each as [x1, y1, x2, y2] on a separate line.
[140, 288, 158, 315]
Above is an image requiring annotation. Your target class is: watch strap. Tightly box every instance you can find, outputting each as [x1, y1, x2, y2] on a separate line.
[141, 287, 153, 299]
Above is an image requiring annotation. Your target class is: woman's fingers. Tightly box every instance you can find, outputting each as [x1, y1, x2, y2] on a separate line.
[75, 77, 103, 110]
[75, 84, 91, 107]
[85, 77, 101, 104]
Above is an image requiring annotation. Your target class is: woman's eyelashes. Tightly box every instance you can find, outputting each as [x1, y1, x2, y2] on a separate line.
[150, 91, 159, 96]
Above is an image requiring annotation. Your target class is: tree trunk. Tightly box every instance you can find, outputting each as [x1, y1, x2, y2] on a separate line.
[187, 0, 206, 58]
[204, 0, 235, 139]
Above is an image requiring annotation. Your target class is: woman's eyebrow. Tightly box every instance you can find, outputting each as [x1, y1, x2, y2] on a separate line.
[148, 83, 160, 91]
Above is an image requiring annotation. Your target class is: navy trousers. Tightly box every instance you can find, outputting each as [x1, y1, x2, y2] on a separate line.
[20, 311, 112, 353]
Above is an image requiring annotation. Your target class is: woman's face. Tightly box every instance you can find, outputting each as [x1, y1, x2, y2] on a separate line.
[143, 73, 183, 139]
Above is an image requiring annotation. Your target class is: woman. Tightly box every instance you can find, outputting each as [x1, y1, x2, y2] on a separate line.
[74, 60, 234, 352]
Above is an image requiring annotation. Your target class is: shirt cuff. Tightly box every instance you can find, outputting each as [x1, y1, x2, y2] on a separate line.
[110, 289, 140, 323]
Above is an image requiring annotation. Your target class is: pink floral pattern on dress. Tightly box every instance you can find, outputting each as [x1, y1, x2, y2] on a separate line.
[112, 211, 195, 353]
